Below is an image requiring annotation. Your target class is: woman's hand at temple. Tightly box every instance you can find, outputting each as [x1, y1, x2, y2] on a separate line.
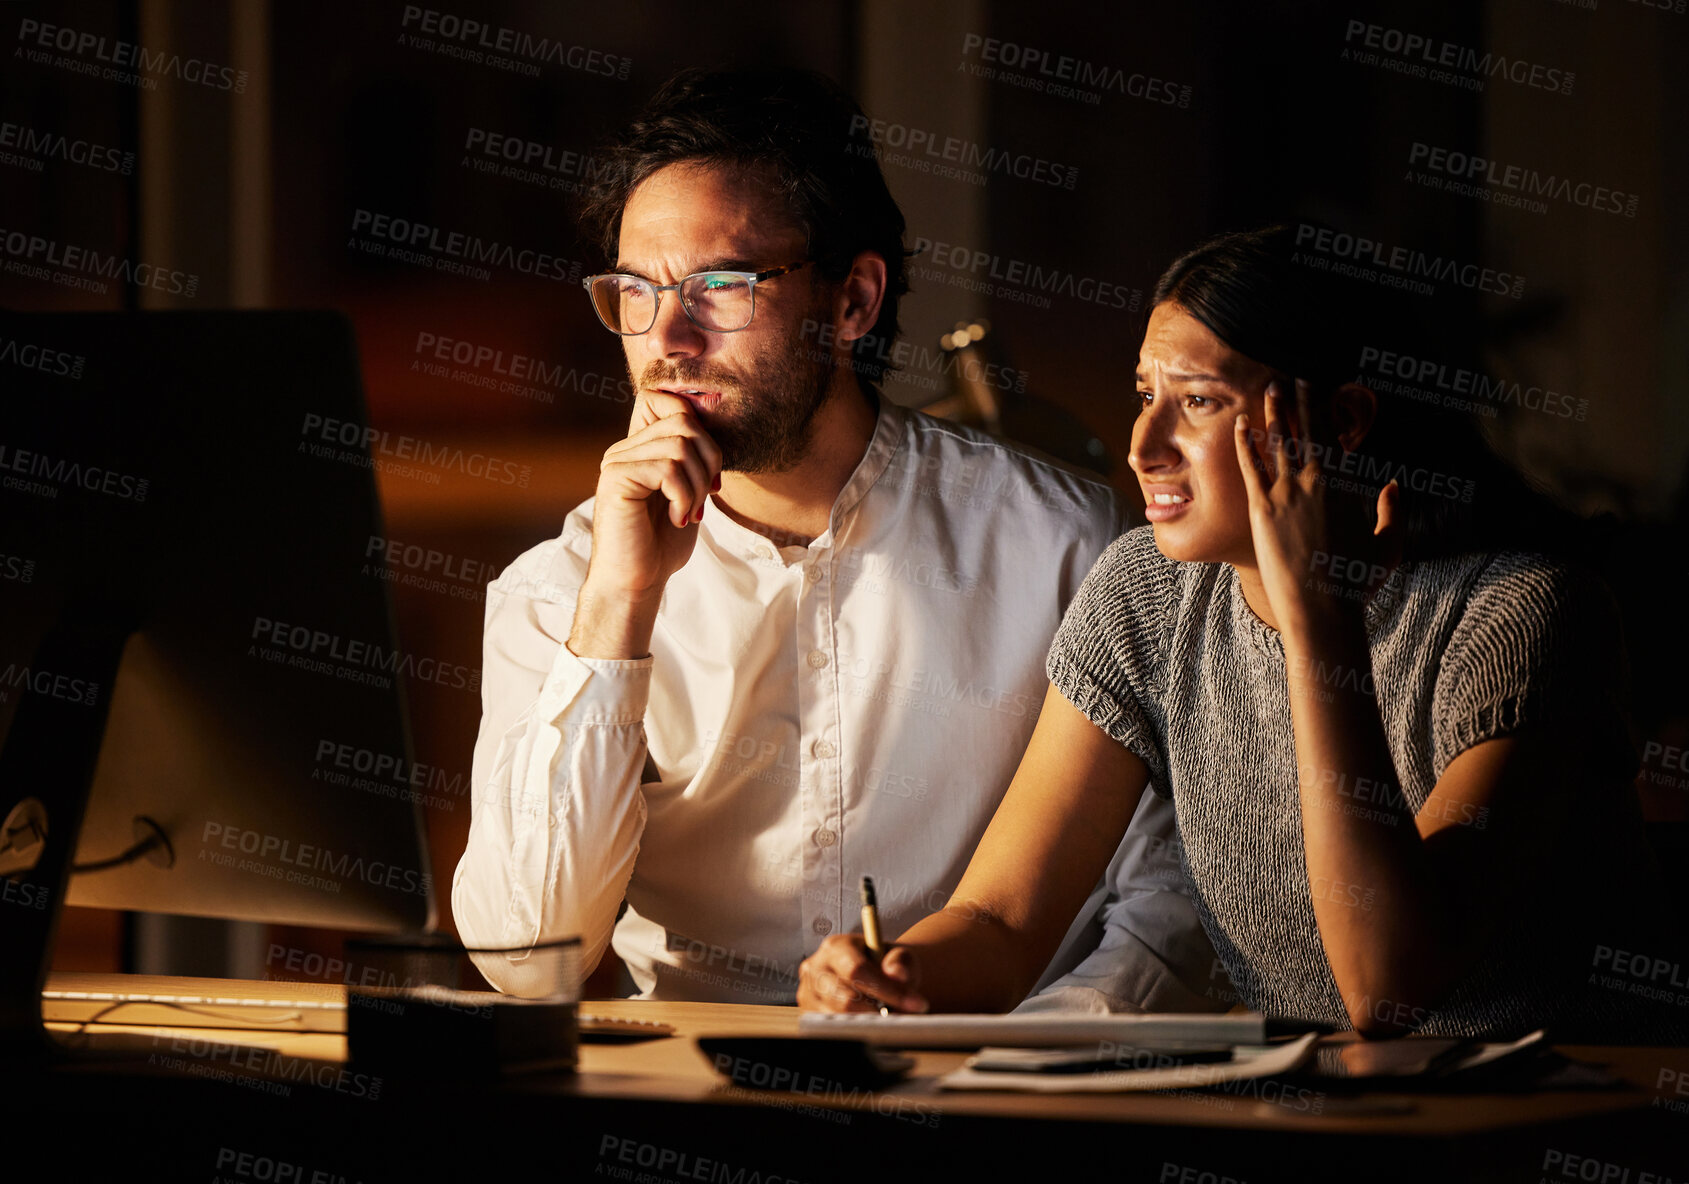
[1232, 378, 1398, 638]
[798, 935, 928, 1012]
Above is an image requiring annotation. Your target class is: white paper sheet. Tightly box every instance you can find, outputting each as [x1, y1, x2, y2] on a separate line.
[938, 1032, 1321, 1093]
[796, 1010, 1268, 1049]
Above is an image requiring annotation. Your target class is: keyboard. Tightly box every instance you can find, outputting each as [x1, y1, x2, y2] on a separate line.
[42, 972, 672, 1038]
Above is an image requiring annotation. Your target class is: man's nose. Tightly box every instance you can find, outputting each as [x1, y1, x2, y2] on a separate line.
[645, 288, 709, 360]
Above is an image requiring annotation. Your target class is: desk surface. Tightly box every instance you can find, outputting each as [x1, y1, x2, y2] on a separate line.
[569, 999, 1679, 1137]
[32, 975, 1689, 1182]
[37, 974, 1688, 1132]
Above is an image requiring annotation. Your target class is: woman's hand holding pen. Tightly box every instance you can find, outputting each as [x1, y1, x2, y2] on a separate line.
[797, 935, 929, 1013]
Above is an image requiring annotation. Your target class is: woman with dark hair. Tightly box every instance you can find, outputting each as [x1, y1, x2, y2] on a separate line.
[798, 226, 1683, 1040]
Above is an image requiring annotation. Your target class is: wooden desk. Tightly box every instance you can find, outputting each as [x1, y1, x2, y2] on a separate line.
[24, 987, 1689, 1184]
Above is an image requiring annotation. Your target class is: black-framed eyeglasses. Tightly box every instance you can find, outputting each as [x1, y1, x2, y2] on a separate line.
[582, 261, 811, 335]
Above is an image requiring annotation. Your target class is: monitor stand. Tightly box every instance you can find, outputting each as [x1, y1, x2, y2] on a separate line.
[0, 609, 136, 1059]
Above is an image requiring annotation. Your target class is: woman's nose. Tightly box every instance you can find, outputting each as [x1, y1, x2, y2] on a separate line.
[1128, 400, 1179, 475]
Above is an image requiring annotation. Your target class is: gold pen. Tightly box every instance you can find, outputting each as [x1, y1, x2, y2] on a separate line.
[859, 875, 891, 1017]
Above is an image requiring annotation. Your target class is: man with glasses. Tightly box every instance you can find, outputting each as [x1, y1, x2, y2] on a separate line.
[452, 67, 1216, 1011]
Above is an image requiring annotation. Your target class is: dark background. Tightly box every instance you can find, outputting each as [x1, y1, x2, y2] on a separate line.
[3, 1, 1684, 986]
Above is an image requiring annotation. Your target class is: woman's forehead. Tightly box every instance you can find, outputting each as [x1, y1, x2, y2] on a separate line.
[1138, 304, 1266, 386]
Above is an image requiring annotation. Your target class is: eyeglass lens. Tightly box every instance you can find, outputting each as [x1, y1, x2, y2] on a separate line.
[590, 273, 756, 334]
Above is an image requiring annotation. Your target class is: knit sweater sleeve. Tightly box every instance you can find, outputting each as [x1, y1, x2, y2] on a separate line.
[1045, 526, 1178, 795]
[1430, 553, 1635, 782]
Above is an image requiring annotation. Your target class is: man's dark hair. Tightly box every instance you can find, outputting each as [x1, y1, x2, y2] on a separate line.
[581, 66, 910, 388]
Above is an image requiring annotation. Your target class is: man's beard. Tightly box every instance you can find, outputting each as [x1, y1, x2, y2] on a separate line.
[638, 325, 838, 474]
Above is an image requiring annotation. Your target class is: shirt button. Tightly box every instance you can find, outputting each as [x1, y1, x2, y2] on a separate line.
[812, 739, 836, 759]
[805, 564, 821, 582]
[813, 827, 837, 847]
[806, 650, 829, 669]
[812, 917, 833, 936]
[762, 547, 778, 561]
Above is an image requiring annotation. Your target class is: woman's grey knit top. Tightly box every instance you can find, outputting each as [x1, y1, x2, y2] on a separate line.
[1047, 526, 1683, 1041]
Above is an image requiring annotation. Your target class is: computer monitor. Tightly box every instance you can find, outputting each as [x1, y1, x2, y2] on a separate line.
[0, 310, 434, 1050]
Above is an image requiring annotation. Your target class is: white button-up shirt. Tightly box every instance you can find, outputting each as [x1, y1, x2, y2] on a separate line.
[452, 399, 1210, 1004]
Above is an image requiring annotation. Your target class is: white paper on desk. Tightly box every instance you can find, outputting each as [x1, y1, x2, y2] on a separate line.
[796, 1011, 1266, 1048]
[938, 1032, 1320, 1093]
[1439, 1029, 1546, 1074]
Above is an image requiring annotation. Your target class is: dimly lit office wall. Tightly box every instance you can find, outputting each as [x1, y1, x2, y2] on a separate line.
[3, 1, 1685, 976]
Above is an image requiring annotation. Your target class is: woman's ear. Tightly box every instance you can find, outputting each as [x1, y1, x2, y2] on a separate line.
[1330, 382, 1379, 453]
[830, 250, 888, 346]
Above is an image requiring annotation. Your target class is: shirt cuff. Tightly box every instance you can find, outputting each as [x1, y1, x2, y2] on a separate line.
[543, 641, 654, 726]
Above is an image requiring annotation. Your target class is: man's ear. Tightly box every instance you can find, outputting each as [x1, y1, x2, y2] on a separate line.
[1330, 382, 1379, 453]
[829, 250, 888, 346]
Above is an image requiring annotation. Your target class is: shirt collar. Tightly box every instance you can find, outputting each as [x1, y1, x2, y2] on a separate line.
[828, 394, 905, 531]
[699, 394, 907, 557]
